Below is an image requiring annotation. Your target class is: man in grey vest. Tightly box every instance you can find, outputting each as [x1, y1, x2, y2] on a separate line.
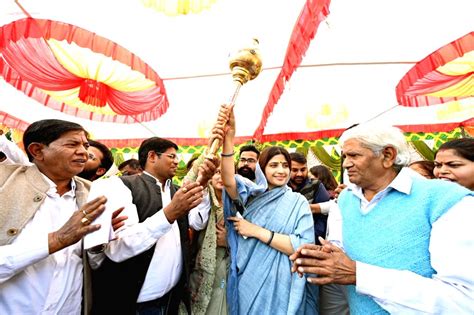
[91, 136, 219, 315]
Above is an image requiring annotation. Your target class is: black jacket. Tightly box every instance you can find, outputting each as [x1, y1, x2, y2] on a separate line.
[91, 173, 191, 315]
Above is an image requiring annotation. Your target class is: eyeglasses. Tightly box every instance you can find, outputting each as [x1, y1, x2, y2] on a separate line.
[239, 157, 257, 164]
[156, 152, 178, 160]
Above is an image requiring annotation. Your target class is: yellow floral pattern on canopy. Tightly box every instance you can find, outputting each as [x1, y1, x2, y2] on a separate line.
[2, 121, 464, 186]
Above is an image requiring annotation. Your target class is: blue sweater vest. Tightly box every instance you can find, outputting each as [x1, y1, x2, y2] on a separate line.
[338, 178, 471, 314]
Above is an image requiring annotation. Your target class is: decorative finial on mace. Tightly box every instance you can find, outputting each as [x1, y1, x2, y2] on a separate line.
[187, 39, 262, 185]
[207, 38, 263, 156]
[229, 38, 263, 85]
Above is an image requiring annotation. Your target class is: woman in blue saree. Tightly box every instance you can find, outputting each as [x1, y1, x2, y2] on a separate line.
[216, 105, 317, 315]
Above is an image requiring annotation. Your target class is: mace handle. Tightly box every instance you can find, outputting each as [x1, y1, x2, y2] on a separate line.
[193, 81, 242, 186]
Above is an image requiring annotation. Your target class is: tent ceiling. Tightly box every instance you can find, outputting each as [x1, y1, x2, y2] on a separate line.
[0, 0, 473, 147]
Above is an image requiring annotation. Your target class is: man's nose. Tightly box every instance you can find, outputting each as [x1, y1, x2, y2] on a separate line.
[342, 158, 352, 168]
[78, 145, 88, 156]
[342, 159, 349, 167]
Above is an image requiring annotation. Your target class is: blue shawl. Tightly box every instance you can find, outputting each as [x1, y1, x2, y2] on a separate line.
[224, 165, 316, 315]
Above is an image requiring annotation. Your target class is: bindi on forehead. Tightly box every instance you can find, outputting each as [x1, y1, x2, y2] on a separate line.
[268, 158, 289, 166]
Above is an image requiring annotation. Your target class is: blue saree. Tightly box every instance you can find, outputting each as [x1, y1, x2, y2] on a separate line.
[224, 165, 316, 315]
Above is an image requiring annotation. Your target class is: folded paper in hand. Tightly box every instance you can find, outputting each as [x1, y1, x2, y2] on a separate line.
[83, 176, 123, 250]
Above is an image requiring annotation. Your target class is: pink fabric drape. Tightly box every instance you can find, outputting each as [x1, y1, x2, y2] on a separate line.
[396, 32, 473, 107]
[253, 0, 332, 140]
[2, 37, 82, 90]
[0, 18, 169, 123]
[405, 71, 471, 96]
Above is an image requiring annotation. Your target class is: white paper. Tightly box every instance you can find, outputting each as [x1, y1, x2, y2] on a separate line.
[83, 176, 123, 249]
[236, 211, 248, 239]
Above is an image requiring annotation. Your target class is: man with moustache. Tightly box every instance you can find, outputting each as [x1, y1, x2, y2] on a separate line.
[291, 124, 474, 314]
[0, 131, 113, 183]
[0, 119, 109, 314]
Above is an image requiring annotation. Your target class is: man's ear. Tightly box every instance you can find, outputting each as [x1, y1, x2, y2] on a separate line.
[96, 167, 106, 177]
[382, 146, 397, 168]
[148, 150, 159, 163]
[27, 142, 45, 161]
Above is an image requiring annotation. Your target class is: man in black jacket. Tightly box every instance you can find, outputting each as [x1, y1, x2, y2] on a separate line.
[91, 137, 219, 315]
[288, 152, 331, 245]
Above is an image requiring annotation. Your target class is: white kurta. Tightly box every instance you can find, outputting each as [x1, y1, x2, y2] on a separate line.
[0, 177, 83, 315]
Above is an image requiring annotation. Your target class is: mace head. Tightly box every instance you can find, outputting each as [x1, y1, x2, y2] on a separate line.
[228, 38, 263, 85]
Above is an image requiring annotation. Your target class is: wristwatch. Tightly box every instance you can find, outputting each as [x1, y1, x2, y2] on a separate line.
[87, 244, 106, 254]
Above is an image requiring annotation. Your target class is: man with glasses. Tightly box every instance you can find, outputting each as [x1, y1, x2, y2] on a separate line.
[90, 136, 220, 315]
[236, 144, 260, 181]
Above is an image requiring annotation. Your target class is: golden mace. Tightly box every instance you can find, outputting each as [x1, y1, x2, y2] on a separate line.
[186, 39, 263, 185]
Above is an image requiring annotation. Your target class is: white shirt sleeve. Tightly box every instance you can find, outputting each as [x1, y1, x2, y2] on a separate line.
[0, 233, 49, 282]
[318, 199, 334, 215]
[0, 135, 31, 165]
[188, 189, 211, 231]
[99, 179, 173, 263]
[326, 201, 343, 248]
[356, 196, 474, 314]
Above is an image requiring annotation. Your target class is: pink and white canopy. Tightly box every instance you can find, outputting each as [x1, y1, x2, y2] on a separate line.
[0, 0, 472, 147]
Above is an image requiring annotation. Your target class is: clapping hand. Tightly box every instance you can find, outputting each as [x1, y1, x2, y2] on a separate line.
[111, 207, 127, 231]
[290, 237, 356, 285]
[48, 196, 107, 254]
[164, 182, 204, 223]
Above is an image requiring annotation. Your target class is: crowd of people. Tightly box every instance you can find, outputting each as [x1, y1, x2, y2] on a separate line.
[0, 109, 473, 315]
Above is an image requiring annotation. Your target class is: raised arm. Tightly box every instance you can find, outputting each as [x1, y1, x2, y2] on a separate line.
[218, 104, 238, 200]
